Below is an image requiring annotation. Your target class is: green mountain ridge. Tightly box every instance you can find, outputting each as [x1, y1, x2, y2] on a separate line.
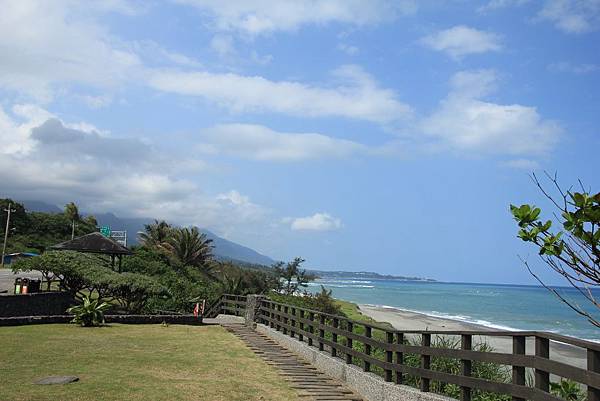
[19, 200, 276, 266]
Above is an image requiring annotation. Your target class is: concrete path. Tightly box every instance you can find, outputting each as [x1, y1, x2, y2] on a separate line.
[223, 323, 363, 401]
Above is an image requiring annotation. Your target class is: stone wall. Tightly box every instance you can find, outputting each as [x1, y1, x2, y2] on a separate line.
[0, 314, 203, 326]
[0, 292, 73, 317]
[256, 323, 455, 401]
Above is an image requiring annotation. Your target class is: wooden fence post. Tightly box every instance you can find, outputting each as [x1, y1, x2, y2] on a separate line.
[308, 312, 314, 346]
[512, 335, 526, 401]
[290, 307, 296, 338]
[461, 334, 472, 401]
[421, 333, 431, 392]
[299, 310, 304, 342]
[588, 348, 600, 401]
[385, 331, 394, 382]
[535, 336, 550, 393]
[283, 305, 289, 335]
[396, 332, 404, 384]
[346, 321, 353, 364]
[319, 314, 325, 351]
[364, 325, 372, 372]
[276, 304, 281, 331]
[332, 318, 339, 357]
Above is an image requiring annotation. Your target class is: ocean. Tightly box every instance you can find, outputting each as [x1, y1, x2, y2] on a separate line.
[308, 278, 600, 340]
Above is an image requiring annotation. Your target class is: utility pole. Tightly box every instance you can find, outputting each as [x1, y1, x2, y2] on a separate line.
[1, 202, 16, 268]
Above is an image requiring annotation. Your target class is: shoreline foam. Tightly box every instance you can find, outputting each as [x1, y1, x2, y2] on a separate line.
[368, 303, 522, 332]
[356, 303, 588, 369]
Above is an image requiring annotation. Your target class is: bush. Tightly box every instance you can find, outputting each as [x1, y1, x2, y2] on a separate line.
[13, 251, 167, 313]
[67, 295, 110, 327]
[550, 379, 585, 401]
[269, 286, 344, 316]
[105, 272, 168, 314]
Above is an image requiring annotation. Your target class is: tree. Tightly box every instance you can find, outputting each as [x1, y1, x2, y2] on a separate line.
[138, 220, 172, 250]
[0, 199, 28, 235]
[273, 257, 314, 295]
[13, 250, 166, 313]
[64, 202, 80, 240]
[510, 172, 600, 327]
[165, 227, 214, 270]
[84, 215, 98, 227]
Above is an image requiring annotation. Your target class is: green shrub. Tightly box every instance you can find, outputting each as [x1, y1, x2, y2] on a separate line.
[14, 251, 168, 313]
[269, 286, 344, 316]
[67, 295, 110, 327]
[550, 379, 585, 401]
[105, 272, 168, 314]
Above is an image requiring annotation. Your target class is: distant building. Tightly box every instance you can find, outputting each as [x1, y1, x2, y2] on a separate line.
[2, 252, 39, 265]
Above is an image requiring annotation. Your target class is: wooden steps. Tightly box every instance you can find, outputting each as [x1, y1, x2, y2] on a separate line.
[222, 323, 363, 401]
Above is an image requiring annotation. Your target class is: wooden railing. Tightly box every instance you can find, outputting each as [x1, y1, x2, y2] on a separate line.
[204, 294, 247, 318]
[256, 298, 600, 401]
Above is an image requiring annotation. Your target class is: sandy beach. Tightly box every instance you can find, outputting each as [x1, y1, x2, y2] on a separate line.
[358, 304, 588, 370]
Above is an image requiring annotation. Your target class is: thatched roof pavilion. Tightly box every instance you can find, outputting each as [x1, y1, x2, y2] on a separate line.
[51, 232, 133, 271]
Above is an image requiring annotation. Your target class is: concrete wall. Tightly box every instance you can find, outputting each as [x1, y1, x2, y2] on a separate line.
[0, 292, 72, 317]
[0, 314, 203, 326]
[256, 323, 455, 401]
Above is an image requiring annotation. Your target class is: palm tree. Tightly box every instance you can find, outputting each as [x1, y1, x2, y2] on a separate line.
[165, 226, 214, 269]
[137, 220, 172, 250]
[64, 202, 80, 240]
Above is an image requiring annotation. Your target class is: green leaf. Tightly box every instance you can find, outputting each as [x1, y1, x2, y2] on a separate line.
[572, 192, 586, 207]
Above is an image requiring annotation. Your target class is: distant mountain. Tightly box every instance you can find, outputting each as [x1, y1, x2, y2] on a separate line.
[19, 201, 276, 266]
[21, 200, 62, 213]
[308, 269, 436, 282]
[201, 229, 275, 266]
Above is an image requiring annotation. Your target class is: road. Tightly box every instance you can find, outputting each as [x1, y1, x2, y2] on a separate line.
[0, 268, 42, 294]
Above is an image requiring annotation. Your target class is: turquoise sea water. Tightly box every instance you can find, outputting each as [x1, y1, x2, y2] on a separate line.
[308, 278, 600, 340]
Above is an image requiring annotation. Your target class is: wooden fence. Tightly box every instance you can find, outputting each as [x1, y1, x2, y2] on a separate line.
[204, 294, 247, 318]
[214, 295, 600, 401]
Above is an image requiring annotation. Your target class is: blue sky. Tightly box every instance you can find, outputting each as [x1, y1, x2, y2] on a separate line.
[1, 0, 599, 285]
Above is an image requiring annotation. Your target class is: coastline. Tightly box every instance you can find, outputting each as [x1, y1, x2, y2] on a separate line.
[357, 303, 588, 369]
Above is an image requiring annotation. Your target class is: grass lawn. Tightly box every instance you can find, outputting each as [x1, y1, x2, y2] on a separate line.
[0, 324, 300, 401]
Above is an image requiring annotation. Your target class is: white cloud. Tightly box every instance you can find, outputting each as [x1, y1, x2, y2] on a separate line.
[0, 0, 141, 101]
[478, 0, 531, 13]
[548, 61, 600, 73]
[421, 25, 502, 58]
[538, 0, 600, 34]
[501, 159, 541, 170]
[77, 94, 113, 109]
[200, 124, 367, 161]
[0, 103, 270, 235]
[174, 0, 417, 35]
[337, 43, 359, 55]
[288, 213, 342, 231]
[149, 65, 412, 123]
[420, 70, 561, 155]
[210, 35, 236, 57]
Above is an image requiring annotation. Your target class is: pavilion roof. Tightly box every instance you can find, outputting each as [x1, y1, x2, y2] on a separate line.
[50, 232, 133, 256]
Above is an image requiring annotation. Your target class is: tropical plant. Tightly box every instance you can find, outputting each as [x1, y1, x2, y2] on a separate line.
[67, 295, 111, 327]
[550, 379, 585, 401]
[273, 257, 314, 295]
[510, 172, 600, 327]
[64, 202, 80, 240]
[165, 226, 214, 270]
[137, 220, 173, 250]
[221, 272, 244, 295]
